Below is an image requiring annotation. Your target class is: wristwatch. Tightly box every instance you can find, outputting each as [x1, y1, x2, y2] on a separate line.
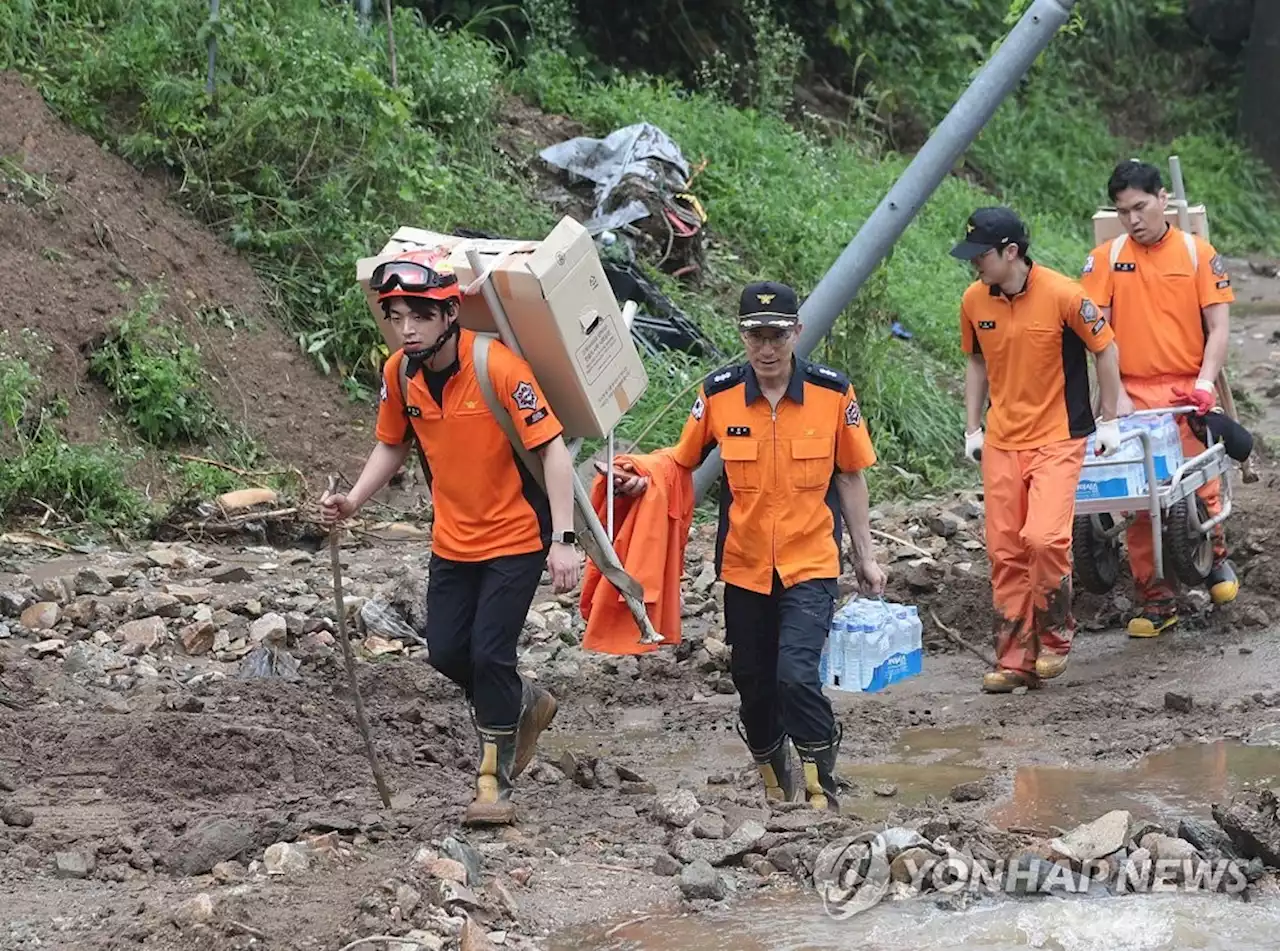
[550, 530, 577, 545]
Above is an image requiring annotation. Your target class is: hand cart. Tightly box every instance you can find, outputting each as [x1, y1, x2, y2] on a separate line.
[1072, 407, 1235, 594]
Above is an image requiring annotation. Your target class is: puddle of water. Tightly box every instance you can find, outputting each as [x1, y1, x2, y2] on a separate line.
[992, 739, 1280, 830]
[549, 889, 1280, 951]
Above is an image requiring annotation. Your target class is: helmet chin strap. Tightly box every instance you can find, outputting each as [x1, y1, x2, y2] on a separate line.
[403, 319, 459, 378]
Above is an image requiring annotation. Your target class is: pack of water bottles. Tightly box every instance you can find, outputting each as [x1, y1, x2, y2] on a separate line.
[820, 597, 924, 693]
[1076, 413, 1184, 502]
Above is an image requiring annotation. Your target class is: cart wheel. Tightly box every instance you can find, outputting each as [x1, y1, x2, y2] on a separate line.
[1073, 513, 1120, 594]
[1163, 496, 1214, 587]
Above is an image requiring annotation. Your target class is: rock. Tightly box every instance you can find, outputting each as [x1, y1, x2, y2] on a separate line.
[249, 613, 288, 646]
[1049, 810, 1131, 863]
[427, 858, 470, 884]
[396, 884, 423, 917]
[441, 837, 483, 886]
[653, 790, 702, 828]
[691, 812, 728, 840]
[652, 853, 682, 876]
[459, 916, 498, 951]
[264, 841, 312, 875]
[766, 811, 841, 834]
[137, 592, 182, 618]
[593, 759, 621, 789]
[211, 861, 246, 883]
[166, 818, 259, 876]
[1, 804, 34, 828]
[930, 512, 965, 538]
[27, 638, 65, 658]
[1213, 789, 1280, 867]
[54, 851, 94, 879]
[0, 771, 17, 792]
[621, 781, 658, 796]
[1118, 848, 1153, 891]
[19, 602, 59, 631]
[62, 599, 98, 628]
[765, 842, 803, 874]
[679, 859, 726, 901]
[879, 828, 931, 858]
[950, 781, 987, 803]
[673, 819, 766, 867]
[116, 617, 167, 655]
[874, 783, 899, 798]
[558, 751, 596, 789]
[891, 846, 936, 884]
[1178, 817, 1238, 859]
[174, 893, 216, 925]
[181, 621, 217, 654]
[34, 578, 73, 604]
[1165, 692, 1194, 714]
[211, 566, 253, 584]
[74, 569, 114, 596]
[1, 591, 32, 616]
[529, 762, 566, 785]
[691, 563, 717, 594]
[165, 584, 212, 605]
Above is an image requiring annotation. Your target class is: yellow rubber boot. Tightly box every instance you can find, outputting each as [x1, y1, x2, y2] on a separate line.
[1207, 562, 1239, 606]
[1127, 610, 1178, 638]
[981, 669, 1038, 693]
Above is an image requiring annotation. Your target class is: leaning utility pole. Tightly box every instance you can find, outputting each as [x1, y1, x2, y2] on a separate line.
[692, 0, 1082, 500]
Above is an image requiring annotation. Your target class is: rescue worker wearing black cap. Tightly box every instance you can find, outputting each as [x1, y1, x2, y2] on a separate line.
[951, 207, 1123, 692]
[320, 251, 582, 826]
[610, 281, 886, 809]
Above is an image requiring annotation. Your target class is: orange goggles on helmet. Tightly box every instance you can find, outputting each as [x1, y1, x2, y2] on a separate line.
[371, 253, 461, 303]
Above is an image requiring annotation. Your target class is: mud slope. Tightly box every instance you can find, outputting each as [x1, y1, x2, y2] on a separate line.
[0, 71, 371, 489]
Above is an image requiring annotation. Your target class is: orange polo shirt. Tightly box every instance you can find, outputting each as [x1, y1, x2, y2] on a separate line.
[1080, 226, 1234, 379]
[671, 359, 877, 595]
[960, 263, 1115, 451]
[375, 329, 563, 562]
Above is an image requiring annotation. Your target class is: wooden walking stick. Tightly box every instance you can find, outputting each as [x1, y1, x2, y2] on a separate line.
[326, 475, 393, 808]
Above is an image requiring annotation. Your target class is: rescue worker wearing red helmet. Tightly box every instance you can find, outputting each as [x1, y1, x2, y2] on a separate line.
[321, 250, 582, 826]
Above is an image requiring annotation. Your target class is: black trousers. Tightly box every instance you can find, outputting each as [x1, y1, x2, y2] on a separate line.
[424, 549, 546, 730]
[723, 574, 838, 751]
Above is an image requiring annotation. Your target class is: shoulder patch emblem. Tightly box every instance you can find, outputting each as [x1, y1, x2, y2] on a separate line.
[512, 381, 538, 411]
[1082, 254, 1094, 274]
[845, 400, 862, 427]
[690, 395, 705, 421]
[1080, 298, 1099, 322]
[380, 379, 389, 403]
[1211, 253, 1227, 276]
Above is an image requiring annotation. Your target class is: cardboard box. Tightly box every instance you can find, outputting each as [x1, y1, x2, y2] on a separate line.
[1091, 203, 1210, 246]
[356, 216, 649, 440]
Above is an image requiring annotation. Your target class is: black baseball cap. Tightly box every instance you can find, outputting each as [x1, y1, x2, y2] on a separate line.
[738, 281, 800, 329]
[949, 207, 1030, 260]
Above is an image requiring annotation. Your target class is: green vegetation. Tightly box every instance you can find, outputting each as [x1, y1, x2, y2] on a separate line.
[88, 286, 224, 446]
[3, 0, 1278, 502]
[0, 337, 145, 528]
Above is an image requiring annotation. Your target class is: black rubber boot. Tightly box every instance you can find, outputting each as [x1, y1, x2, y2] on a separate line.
[513, 676, 558, 780]
[463, 724, 517, 826]
[736, 722, 796, 802]
[793, 723, 843, 811]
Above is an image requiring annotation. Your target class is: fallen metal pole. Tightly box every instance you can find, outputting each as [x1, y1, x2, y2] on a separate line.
[692, 0, 1081, 501]
[463, 249, 664, 645]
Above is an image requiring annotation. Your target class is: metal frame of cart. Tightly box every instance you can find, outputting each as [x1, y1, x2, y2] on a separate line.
[1073, 407, 1235, 594]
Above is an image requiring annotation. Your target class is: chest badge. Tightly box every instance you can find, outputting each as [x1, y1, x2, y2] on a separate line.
[727, 426, 751, 437]
[1114, 262, 1136, 272]
[465, 400, 477, 408]
[978, 320, 996, 330]
[406, 406, 422, 418]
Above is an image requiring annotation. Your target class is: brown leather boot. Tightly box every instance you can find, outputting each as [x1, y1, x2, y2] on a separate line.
[463, 726, 517, 826]
[513, 677, 557, 780]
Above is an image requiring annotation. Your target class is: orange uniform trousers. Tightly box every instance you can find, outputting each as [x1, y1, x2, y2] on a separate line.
[981, 438, 1086, 675]
[1124, 374, 1226, 607]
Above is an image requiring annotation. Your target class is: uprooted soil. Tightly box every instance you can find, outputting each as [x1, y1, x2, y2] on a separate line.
[0, 71, 373, 494]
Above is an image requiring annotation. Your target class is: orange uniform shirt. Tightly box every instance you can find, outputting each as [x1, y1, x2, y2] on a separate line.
[672, 359, 877, 595]
[375, 328, 563, 562]
[1079, 226, 1234, 380]
[960, 263, 1115, 452]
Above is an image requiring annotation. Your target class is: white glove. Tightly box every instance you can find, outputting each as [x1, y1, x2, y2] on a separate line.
[1094, 417, 1122, 457]
[964, 428, 984, 464]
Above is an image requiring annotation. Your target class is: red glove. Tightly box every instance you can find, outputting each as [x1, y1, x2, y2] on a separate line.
[1172, 383, 1215, 416]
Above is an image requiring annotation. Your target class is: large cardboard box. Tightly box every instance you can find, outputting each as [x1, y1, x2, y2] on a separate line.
[356, 216, 649, 440]
[1091, 203, 1209, 245]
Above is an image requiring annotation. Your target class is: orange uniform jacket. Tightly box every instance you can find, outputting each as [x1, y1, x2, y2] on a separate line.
[579, 450, 695, 655]
[1079, 226, 1234, 380]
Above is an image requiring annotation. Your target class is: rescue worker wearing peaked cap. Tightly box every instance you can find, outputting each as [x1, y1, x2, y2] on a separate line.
[320, 250, 582, 827]
[1080, 159, 1239, 638]
[952, 207, 1125, 693]
[611, 280, 887, 810]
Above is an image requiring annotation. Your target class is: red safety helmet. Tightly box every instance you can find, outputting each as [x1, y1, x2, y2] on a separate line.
[370, 250, 461, 304]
